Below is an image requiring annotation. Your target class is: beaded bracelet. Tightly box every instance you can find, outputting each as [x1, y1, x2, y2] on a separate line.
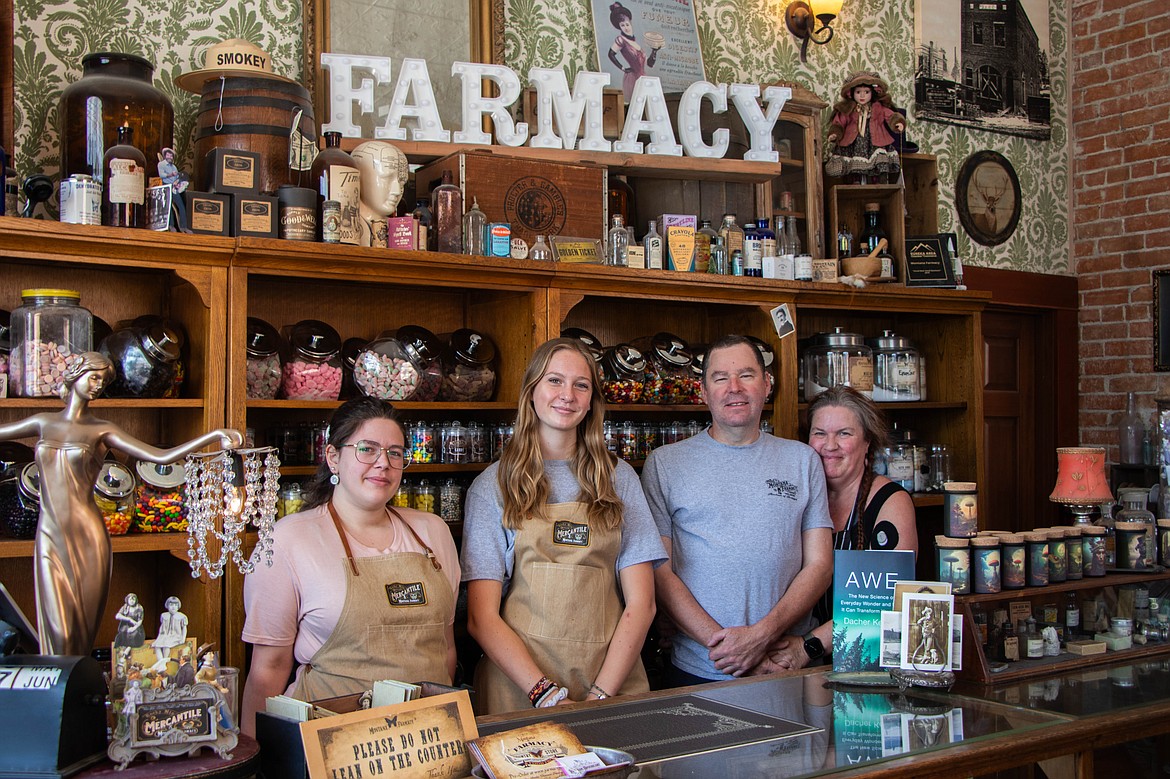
[528, 675, 556, 707]
[588, 683, 611, 700]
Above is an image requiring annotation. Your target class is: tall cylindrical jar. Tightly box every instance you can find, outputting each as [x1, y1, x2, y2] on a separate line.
[935, 536, 971, 595]
[10, 289, 93, 397]
[943, 481, 979, 538]
[1045, 528, 1068, 583]
[59, 53, 174, 182]
[1024, 532, 1049, 587]
[1000, 533, 1026, 589]
[1065, 526, 1083, 580]
[970, 535, 1002, 594]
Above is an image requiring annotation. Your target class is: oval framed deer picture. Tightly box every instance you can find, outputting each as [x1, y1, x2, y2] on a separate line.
[955, 151, 1022, 247]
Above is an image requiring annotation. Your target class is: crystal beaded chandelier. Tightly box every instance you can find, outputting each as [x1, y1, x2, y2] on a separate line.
[184, 447, 281, 578]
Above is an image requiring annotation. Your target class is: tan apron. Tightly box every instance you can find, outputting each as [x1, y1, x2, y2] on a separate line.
[475, 501, 649, 714]
[293, 503, 453, 701]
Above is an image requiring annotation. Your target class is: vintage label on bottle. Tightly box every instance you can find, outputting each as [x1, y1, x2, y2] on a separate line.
[108, 159, 144, 205]
[327, 164, 361, 245]
[645, 235, 662, 269]
[847, 355, 874, 391]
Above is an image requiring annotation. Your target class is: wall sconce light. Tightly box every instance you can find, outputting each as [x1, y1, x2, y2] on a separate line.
[785, 0, 843, 63]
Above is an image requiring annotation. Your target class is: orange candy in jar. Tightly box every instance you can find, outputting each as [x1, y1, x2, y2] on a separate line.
[133, 460, 187, 533]
[95, 462, 136, 535]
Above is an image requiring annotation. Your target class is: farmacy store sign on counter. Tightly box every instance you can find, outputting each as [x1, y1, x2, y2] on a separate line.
[320, 55, 792, 161]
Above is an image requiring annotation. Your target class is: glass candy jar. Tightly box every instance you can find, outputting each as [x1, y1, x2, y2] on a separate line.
[281, 320, 343, 400]
[10, 289, 93, 397]
[413, 479, 437, 513]
[0, 309, 10, 377]
[633, 333, 694, 405]
[278, 482, 305, 518]
[868, 330, 921, 402]
[0, 463, 40, 539]
[561, 327, 605, 369]
[340, 336, 368, 400]
[439, 478, 463, 524]
[134, 460, 187, 533]
[95, 461, 136, 535]
[440, 329, 497, 402]
[602, 344, 646, 404]
[245, 317, 283, 400]
[441, 421, 470, 464]
[99, 320, 181, 398]
[802, 328, 873, 401]
[59, 52, 174, 182]
[397, 325, 444, 402]
[353, 336, 424, 401]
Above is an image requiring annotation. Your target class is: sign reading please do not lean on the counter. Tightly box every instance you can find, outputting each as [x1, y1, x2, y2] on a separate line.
[320, 55, 791, 161]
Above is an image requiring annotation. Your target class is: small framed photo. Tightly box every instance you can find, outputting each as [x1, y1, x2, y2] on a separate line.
[899, 593, 954, 672]
[770, 303, 795, 339]
[892, 581, 951, 611]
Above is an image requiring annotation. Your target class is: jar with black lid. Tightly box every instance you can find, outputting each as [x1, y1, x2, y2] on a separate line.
[95, 461, 135, 535]
[281, 320, 343, 400]
[245, 317, 284, 400]
[397, 325, 444, 401]
[561, 327, 605, 369]
[354, 336, 424, 401]
[601, 344, 646, 404]
[99, 320, 181, 398]
[0, 463, 41, 539]
[440, 329, 497, 402]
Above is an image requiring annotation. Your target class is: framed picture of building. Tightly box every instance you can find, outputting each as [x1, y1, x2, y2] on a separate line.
[914, 0, 1052, 139]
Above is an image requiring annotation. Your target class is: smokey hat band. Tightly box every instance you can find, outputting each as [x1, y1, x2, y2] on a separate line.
[175, 38, 297, 93]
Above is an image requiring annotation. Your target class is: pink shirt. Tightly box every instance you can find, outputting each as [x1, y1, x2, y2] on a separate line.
[241, 504, 460, 692]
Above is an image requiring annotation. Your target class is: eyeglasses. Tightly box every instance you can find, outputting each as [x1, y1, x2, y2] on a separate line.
[341, 441, 411, 469]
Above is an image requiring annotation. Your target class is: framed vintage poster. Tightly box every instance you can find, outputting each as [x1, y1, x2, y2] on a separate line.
[590, 0, 705, 103]
[955, 151, 1021, 247]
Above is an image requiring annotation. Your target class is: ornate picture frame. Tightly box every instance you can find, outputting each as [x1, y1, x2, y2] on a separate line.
[955, 151, 1022, 247]
[1154, 270, 1170, 371]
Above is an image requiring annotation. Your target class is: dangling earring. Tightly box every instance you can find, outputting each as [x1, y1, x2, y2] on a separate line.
[329, 472, 339, 486]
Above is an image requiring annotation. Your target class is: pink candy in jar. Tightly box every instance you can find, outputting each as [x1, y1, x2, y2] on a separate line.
[353, 337, 423, 401]
[281, 319, 343, 400]
[245, 317, 284, 400]
[396, 325, 445, 402]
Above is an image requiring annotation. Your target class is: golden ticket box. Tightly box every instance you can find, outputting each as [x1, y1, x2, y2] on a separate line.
[204, 148, 262, 196]
[183, 191, 231, 236]
[232, 193, 279, 238]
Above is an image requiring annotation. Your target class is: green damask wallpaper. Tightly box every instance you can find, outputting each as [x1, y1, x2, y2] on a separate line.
[12, 0, 1068, 273]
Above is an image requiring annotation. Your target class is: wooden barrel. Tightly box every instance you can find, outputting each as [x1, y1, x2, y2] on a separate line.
[194, 76, 316, 194]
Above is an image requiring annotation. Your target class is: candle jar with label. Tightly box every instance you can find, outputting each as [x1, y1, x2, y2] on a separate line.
[935, 535, 971, 594]
[1000, 533, 1026, 589]
[1045, 528, 1068, 583]
[971, 535, 1002, 594]
[1024, 532, 1049, 587]
[1082, 525, 1108, 576]
[943, 481, 979, 537]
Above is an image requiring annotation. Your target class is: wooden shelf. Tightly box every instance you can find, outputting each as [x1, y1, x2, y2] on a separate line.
[913, 493, 945, 507]
[247, 400, 516, 412]
[958, 570, 1170, 604]
[279, 463, 490, 477]
[0, 398, 205, 408]
[0, 531, 191, 559]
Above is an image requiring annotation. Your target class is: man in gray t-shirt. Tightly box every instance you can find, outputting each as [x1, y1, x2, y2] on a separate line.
[642, 336, 832, 683]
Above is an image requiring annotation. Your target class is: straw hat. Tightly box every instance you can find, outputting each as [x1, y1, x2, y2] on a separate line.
[175, 38, 296, 92]
[839, 71, 890, 102]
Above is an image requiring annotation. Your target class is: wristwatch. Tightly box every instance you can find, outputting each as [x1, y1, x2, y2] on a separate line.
[803, 633, 825, 661]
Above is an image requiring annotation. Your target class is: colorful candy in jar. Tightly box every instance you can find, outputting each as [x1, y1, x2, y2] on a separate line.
[95, 461, 136, 536]
[602, 344, 647, 404]
[353, 337, 423, 401]
[134, 460, 187, 533]
[634, 332, 694, 405]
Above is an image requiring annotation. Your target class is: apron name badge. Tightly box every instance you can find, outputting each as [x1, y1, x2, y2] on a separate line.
[552, 521, 590, 547]
[386, 581, 428, 606]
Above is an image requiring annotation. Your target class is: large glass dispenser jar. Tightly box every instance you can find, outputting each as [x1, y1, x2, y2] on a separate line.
[601, 344, 647, 404]
[245, 318, 284, 400]
[353, 336, 424, 401]
[1115, 487, 1155, 569]
[281, 320, 343, 400]
[440, 329, 497, 402]
[802, 328, 873, 401]
[59, 52, 174, 182]
[10, 289, 93, 398]
[397, 325, 445, 402]
[632, 333, 695, 405]
[95, 461, 136, 536]
[98, 320, 181, 398]
[0, 463, 40, 539]
[868, 330, 921, 402]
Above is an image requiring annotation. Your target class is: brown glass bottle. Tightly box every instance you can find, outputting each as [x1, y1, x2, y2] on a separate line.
[102, 125, 147, 228]
[310, 131, 361, 245]
[607, 174, 637, 236]
[430, 170, 464, 254]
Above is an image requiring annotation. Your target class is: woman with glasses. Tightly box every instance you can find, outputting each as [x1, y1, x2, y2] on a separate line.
[239, 397, 459, 735]
[462, 338, 666, 713]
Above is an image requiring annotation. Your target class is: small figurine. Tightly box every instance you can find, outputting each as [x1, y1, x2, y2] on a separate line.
[151, 596, 188, 671]
[195, 651, 227, 693]
[825, 71, 907, 184]
[1042, 626, 1060, 656]
[351, 141, 408, 247]
[174, 649, 196, 688]
[122, 677, 145, 717]
[113, 592, 145, 648]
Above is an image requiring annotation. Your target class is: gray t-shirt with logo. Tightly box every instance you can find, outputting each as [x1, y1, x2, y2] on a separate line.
[641, 430, 832, 680]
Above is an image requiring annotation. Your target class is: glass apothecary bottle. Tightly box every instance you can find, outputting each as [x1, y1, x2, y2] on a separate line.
[440, 328, 497, 402]
[431, 170, 463, 253]
[802, 328, 874, 401]
[412, 199, 433, 251]
[607, 215, 629, 267]
[95, 461, 135, 536]
[718, 214, 745, 259]
[530, 235, 553, 262]
[98, 320, 181, 398]
[134, 460, 187, 532]
[708, 235, 728, 275]
[1115, 487, 1156, 569]
[463, 197, 487, 255]
[10, 289, 93, 398]
[59, 52, 174, 182]
[353, 336, 424, 401]
[396, 325, 444, 402]
[281, 320, 343, 400]
[868, 330, 921, 402]
[632, 333, 694, 405]
[311, 131, 361, 245]
[1118, 392, 1144, 465]
[102, 124, 147, 228]
[0, 463, 40, 539]
[601, 344, 646, 404]
[245, 317, 284, 400]
[695, 220, 716, 272]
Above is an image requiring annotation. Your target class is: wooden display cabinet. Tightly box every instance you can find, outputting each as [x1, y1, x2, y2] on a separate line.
[0, 218, 230, 657]
[956, 570, 1170, 685]
[766, 84, 827, 259]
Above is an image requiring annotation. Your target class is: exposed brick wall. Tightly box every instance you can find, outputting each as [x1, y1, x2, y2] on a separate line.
[1073, 0, 1170, 458]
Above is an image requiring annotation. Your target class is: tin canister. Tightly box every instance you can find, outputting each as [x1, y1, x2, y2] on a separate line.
[60, 174, 101, 225]
[322, 200, 341, 243]
[1082, 526, 1107, 576]
[935, 535, 971, 595]
[943, 481, 979, 537]
[971, 535, 1002, 594]
[1024, 532, 1049, 587]
[486, 223, 511, 257]
[277, 185, 317, 241]
[1000, 533, 1026, 589]
[1046, 529, 1068, 583]
[1158, 519, 1170, 567]
[1066, 526, 1083, 579]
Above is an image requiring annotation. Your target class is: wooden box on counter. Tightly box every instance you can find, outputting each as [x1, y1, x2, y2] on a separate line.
[413, 151, 607, 248]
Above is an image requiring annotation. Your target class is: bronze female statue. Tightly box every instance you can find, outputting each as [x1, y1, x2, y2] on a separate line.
[0, 352, 241, 656]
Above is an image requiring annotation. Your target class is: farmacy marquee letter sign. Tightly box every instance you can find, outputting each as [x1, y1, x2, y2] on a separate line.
[320, 55, 791, 162]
